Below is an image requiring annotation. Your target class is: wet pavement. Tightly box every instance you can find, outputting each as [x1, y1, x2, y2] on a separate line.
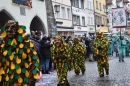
[36, 55, 130, 86]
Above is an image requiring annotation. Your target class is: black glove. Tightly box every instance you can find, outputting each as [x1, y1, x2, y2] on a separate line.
[97, 46, 101, 50]
[61, 55, 67, 59]
[54, 55, 61, 59]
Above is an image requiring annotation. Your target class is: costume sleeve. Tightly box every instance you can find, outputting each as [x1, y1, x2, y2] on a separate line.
[92, 39, 98, 55]
[78, 43, 86, 55]
[51, 45, 57, 63]
[63, 43, 72, 71]
[101, 38, 109, 49]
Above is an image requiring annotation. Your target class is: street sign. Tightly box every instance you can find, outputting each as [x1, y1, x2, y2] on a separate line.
[52, 25, 56, 29]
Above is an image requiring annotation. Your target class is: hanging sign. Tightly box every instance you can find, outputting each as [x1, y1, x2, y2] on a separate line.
[112, 8, 126, 28]
[11, 0, 32, 8]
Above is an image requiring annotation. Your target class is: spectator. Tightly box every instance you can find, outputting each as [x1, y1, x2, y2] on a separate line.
[40, 36, 53, 74]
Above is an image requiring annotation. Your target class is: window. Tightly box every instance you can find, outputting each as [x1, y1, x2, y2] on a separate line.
[61, 7, 66, 19]
[72, 0, 79, 8]
[88, 17, 90, 25]
[73, 15, 76, 24]
[67, 8, 70, 19]
[99, 3, 101, 11]
[55, 12, 60, 18]
[77, 16, 80, 25]
[75, 0, 79, 8]
[82, 17, 85, 26]
[73, 15, 80, 25]
[91, 17, 93, 25]
[100, 17, 102, 25]
[87, 1, 89, 9]
[103, 18, 104, 25]
[95, 15, 97, 24]
[72, 0, 75, 7]
[103, 5, 106, 12]
[90, 2, 92, 10]
[96, 1, 98, 9]
[81, 0, 84, 9]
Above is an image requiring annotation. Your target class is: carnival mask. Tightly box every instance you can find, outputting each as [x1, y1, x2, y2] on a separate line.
[55, 37, 62, 46]
[74, 38, 79, 44]
[5, 21, 18, 38]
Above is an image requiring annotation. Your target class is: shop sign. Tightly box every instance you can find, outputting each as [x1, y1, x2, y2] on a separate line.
[77, 26, 81, 30]
[90, 28, 93, 30]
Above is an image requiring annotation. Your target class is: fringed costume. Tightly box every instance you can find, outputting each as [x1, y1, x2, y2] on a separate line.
[0, 20, 40, 86]
[71, 37, 86, 75]
[52, 36, 72, 86]
[92, 32, 109, 77]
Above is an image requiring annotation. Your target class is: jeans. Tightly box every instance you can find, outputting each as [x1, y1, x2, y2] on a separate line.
[119, 54, 124, 61]
[42, 58, 50, 71]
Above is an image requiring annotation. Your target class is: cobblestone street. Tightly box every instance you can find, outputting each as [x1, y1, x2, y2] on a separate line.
[36, 55, 130, 86]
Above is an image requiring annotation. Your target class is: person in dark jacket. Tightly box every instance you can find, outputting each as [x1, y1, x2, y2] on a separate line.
[40, 36, 53, 74]
[85, 38, 91, 60]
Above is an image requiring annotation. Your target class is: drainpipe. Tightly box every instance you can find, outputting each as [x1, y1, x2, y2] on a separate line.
[70, 0, 74, 37]
[93, 0, 97, 35]
[45, 0, 57, 37]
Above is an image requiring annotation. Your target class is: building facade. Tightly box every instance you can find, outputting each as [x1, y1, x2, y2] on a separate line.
[0, 0, 48, 35]
[94, 0, 108, 33]
[106, 0, 129, 34]
[86, 0, 95, 36]
[72, 0, 89, 37]
[52, 0, 73, 37]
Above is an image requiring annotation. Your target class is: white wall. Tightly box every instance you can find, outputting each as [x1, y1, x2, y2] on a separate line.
[0, 0, 48, 35]
[52, 1, 72, 27]
[86, 0, 95, 33]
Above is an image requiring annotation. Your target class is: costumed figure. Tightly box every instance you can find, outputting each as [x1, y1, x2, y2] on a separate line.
[92, 32, 109, 77]
[125, 38, 129, 56]
[117, 35, 126, 62]
[108, 38, 113, 56]
[71, 37, 86, 75]
[0, 20, 40, 86]
[52, 36, 72, 86]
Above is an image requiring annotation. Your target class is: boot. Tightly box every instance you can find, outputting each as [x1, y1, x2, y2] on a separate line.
[45, 70, 50, 74]
[42, 70, 45, 74]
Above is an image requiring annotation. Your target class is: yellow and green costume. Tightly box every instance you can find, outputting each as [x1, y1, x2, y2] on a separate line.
[0, 20, 40, 86]
[71, 38, 86, 75]
[52, 36, 71, 86]
[92, 32, 109, 76]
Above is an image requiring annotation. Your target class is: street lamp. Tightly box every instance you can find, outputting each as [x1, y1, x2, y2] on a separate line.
[54, 5, 60, 12]
[52, 5, 60, 36]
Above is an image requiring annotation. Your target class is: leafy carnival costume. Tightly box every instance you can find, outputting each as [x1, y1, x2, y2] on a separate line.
[0, 20, 40, 86]
[52, 36, 71, 86]
[92, 32, 109, 77]
[71, 37, 86, 75]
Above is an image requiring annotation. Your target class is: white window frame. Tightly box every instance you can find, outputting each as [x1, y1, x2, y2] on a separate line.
[96, 1, 98, 10]
[67, 8, 71, 19]
[77, 16, 80, 25]
[61, 7, 66, 19]
[81, 0, 84, 9]
[82, 17, 85, 26]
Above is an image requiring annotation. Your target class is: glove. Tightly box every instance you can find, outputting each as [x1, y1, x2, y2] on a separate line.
[54, 55, 61, 59]
[97, 46, 102, 50]
[60, 55, 67, 59]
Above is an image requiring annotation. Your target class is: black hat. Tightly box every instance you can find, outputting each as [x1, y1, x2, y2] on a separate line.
[42, 36, 47, 40]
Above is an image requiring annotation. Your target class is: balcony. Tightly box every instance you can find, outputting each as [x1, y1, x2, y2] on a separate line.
[106, 0, 112, 5]
[123, 0, 129, 3]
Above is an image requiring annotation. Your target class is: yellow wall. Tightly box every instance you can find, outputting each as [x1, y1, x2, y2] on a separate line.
[94, 0, 108, 33]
